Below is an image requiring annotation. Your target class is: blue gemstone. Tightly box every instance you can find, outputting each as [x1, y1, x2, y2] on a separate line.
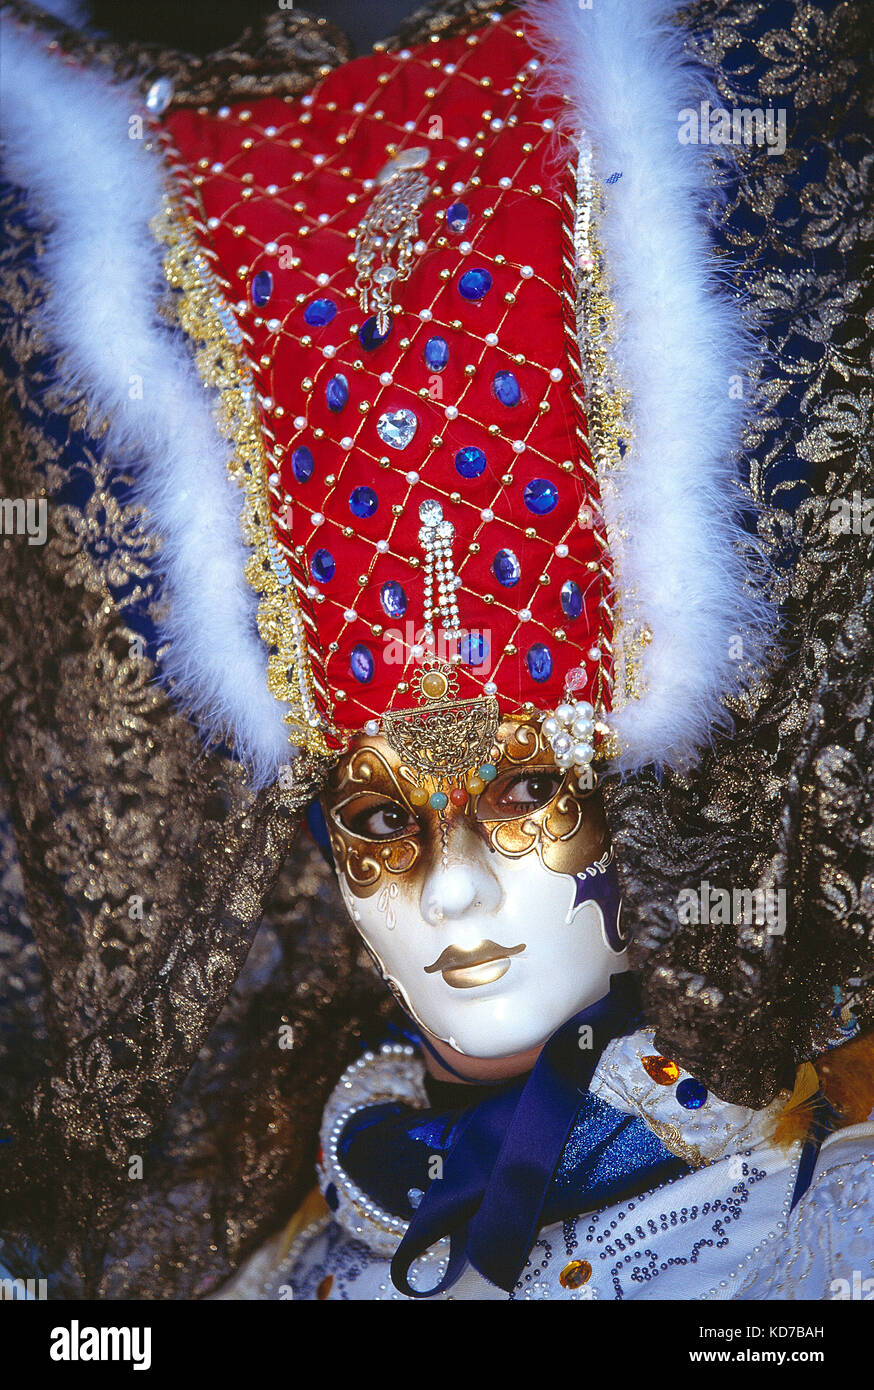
[380, 580, 407, 618]
[310, 548, 335, 584]
[325, 1182, 339, 1212]
[424, 336, 450, 372]
[325, 374, 348, 411]
[526, 643, 553, 682]
[446, 201, 470, 233]
[493, 370, 521, 407]
[358, 315, 392, 350]
[304, 297, 337, 326]
[454, 445, 487, 479]
[251, 270, 273, 307]
[676, 1079, 708, 1110]
[524, 478, 558, 514]
[458, 268, 493, 301]
[291, 445, 314, 483]
[492, 548, 521, 587]
[350, 643, 375, 684]
[561, 579, 583, 620]
[349, 485, 378, 518]
[461, 631, 489, 667]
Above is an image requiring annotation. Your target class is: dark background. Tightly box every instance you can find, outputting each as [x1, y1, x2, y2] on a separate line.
[87, 0, 427, 54]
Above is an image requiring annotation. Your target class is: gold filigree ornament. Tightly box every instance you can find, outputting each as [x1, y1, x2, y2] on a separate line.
[380, 659, 500, 794]
[354, 147, 432, 336]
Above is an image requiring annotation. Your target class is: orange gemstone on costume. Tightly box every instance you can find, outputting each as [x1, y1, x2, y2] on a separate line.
[559, 1259, 592, 1289]
[316, 1274, 333, 1300]
[641, 1055, 680, 1085]
[466, 774, 485, 795]
[409, 786, 429, 807]
[449, 787, 468, 807]
[421, 671, 449, 699]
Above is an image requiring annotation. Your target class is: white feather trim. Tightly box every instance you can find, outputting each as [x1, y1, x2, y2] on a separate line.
[528, 0, 773, 772]
[0, 18, 293, 787]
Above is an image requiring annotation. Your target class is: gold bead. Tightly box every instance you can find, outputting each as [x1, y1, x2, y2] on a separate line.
[468, 542, 480, 554]
[504, 643, 517, 655]
[501, 473, 513, 486]
[450, 491, 461, 504]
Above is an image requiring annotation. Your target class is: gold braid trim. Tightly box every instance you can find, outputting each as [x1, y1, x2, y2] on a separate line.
[572, 146, 651, 755]
[153, 185, 336, 763]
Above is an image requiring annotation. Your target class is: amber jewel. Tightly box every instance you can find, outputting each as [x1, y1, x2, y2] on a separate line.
[559, 1259, 592, 1290]
[641, 1055, 680, 1086]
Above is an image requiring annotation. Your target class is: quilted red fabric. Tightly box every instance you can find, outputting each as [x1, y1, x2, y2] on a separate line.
[161, 10, 612, 735]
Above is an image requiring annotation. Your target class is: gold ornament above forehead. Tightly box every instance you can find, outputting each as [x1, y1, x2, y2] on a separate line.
[381, 660, 500, 778]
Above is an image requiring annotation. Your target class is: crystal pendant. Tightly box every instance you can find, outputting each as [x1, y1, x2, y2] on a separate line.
[458, 268, 493, 301]
[526, 643, 553, 681]
[377, 408, 418, 449]
[304, 298, 337, 326]
[350, 643, 375, 684]
[310, 548, 335, 584]
[492, 549, 521, 587]
[560, 579, 583, 619]
[291, 445, 314, 483]
[251, 270, 274, 307]
[524, 478, 558, 514]
[349, 486, 378, 518]
[493, 370, 521, 406]
[380, 580, 407, 618]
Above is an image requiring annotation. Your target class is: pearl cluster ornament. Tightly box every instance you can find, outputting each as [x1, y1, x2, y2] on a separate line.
[541, 697, 595, 783]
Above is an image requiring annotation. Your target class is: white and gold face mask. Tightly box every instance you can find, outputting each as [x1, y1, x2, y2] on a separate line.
[323, 717, 629, 1059]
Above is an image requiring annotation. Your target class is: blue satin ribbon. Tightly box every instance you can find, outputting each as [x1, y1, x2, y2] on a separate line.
[389, 973, 640, 1297]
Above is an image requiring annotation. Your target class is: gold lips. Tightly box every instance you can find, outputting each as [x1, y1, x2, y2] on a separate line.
[424, 940, 526, 990]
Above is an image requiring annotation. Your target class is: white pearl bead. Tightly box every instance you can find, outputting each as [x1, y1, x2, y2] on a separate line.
[364, 719, 380, 736]
[572, 741, 592, 763]
[555, 702, 575, 726]
[553, 732, 572, 756]
[555, 544, 569, 557]
[542, 715, 561, 738]
[571, 717, 594, 740]
[574, 700, 594, 720]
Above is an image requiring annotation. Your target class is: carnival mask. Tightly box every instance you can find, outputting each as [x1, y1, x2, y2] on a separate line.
[323, 717, 629, 1059]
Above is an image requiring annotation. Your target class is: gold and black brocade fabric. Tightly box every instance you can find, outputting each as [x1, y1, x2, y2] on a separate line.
[0, 0, 872, 1299]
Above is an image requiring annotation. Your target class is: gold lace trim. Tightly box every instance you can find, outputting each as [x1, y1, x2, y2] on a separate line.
[153, 185, 335, 761]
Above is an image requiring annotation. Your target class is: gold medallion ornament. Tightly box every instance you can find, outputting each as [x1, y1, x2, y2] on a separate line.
[381, 660, 500, 781]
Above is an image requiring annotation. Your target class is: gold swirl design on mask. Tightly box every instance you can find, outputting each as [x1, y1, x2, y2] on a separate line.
[326, 744, 421, 898]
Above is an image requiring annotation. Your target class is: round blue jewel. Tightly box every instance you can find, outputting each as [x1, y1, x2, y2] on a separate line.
[676, 1079, 708, 1110]
[493, 370, 521, 407]
[460, 631, 489, 667]
[291, 445, 314, 483]
[358, 315, 392, 350]
[478, 763, 497, 782]
[524, 478, 558, 514]
[349, 485, 378, 518]
[424, 336, 450, 372]
[380, 580, 407, 618]
[325, 374, 348, 412]
[454, 445, 487, 479]
[310, 548, 335, 584]
[350, 643, 375, 684]
[251, 270, 273, 307]
[458, 268, 493, 301]
[429, 791, 448, 811]
[526, 643, 553, 682]
[446, 201, 470, 233]
[304, 297, 338, 326]
[492, 548, 521, 587]
[560, 579, 583, 620]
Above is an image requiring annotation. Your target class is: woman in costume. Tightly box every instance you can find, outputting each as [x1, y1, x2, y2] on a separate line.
[0, 0, 871, 1300]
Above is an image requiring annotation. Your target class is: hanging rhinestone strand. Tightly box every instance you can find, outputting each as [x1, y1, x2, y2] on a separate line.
[354, 148, 431, 335]
[418, 500, 462, 651]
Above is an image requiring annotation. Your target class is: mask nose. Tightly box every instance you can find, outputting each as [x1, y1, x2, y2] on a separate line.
[420, 825, 503, 925]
